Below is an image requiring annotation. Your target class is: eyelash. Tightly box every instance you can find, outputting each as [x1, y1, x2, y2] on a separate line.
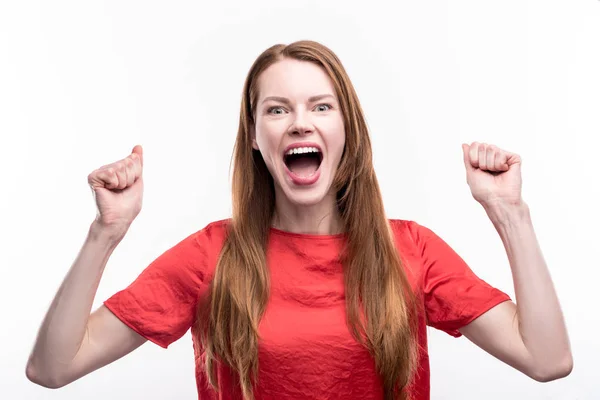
[267, 103, 333, 114]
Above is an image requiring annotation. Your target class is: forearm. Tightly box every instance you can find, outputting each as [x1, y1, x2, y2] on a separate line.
[484, 201, 572, 373]
[27, 221, 126, 382]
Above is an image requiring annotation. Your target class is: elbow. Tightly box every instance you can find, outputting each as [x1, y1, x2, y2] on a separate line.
[26, 361, 67, 389]
[530, 353, 574, 383]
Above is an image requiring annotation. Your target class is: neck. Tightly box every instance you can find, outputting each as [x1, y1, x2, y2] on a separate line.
[272, 192, 342, 235]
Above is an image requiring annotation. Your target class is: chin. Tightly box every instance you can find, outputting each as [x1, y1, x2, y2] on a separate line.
[280, 185, 331, 207]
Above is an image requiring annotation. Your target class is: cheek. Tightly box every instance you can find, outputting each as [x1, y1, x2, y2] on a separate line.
[320, 120, 346, 159]
[254, 121, 272, 149]
[255, 123, 283, 167]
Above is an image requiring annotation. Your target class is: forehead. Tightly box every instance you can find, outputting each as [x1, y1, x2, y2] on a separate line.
[257, 58, 336, 100]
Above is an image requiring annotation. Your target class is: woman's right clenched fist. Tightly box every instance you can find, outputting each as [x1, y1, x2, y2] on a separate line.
[88, 145, 144, 231]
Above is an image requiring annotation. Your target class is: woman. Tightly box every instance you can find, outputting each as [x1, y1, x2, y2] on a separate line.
[26, 41, 572, 399]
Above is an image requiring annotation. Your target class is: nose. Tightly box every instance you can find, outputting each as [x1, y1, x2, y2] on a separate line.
[287, 108, 314, 136]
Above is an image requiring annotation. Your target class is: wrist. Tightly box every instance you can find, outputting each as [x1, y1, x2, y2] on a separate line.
[89, 220, 129, 245]
[483, 200, 531, 227]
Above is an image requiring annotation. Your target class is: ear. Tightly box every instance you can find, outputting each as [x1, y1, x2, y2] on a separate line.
[250, 125, 259, 150]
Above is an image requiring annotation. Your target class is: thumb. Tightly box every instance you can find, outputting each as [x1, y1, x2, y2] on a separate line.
[461, 143, 474, 171]
[132, 144, 143, 167]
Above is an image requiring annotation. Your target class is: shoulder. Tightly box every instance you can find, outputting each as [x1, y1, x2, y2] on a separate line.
[387, 218, 449, 265]
[165, 219, 231, 256]
[192, 218, 231, 246]
[189, 218, 231, 263]
[386, 219, 433, 290]
[153, 219, 230, 283]
[387, 219, 433, 248]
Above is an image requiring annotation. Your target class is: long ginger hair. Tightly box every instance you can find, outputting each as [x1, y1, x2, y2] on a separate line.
[196, 40, 420, 400]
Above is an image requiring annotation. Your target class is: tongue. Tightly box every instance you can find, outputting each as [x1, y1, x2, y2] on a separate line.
[288, 156, 320, 177]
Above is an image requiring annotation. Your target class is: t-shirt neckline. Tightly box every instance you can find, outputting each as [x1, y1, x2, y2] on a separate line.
[269, 226, 346, 240]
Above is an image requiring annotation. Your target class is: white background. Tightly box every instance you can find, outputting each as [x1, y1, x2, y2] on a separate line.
[1, 1, 598, 399]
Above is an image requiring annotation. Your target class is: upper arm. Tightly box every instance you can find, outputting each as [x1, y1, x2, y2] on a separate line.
[55, 224, 219, 387]
[458, 300, 538, 378]
[407, 221, 512, 337]
[409, 222, 536, 377]
[57, 305, 147, 387]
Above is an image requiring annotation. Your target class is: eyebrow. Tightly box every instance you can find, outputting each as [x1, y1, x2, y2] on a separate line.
[261, 94, 336, 105]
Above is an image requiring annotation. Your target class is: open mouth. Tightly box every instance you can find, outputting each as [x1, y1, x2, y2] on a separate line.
[283, 146, 323, 178]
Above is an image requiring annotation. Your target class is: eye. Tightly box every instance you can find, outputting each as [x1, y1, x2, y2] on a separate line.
[314, 103, 332, 112]
[267, 106, 287, 115]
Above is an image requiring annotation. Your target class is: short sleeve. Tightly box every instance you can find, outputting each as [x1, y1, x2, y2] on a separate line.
[103, 228, 212, 349]
[408, 221, 511, 338]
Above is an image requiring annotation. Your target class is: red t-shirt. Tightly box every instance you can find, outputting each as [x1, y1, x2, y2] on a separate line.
[104, 219, 510, 399]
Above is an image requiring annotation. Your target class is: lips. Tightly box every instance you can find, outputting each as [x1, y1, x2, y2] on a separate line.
[282, 142, 323, 186]
[282, 142, 323, 156]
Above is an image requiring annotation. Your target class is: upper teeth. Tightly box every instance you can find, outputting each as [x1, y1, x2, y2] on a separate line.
[286, 147, 320, 155]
